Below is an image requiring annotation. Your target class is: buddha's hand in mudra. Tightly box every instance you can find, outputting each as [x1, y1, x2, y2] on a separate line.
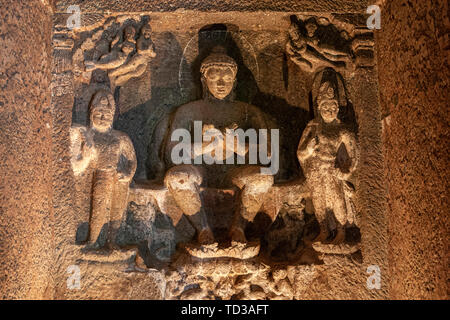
[223, 124, 249, 157]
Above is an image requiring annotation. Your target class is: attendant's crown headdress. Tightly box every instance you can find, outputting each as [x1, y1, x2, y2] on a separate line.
[317, 82, 338, 107]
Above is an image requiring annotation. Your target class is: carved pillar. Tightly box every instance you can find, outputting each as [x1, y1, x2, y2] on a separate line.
[50, 28, 78, 298]
[376, 0, 448, 299]
[348, 68, 389, 299]
[0, 0, 54, 299]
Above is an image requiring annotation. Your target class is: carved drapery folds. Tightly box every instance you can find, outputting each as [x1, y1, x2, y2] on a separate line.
[298, 68, 360, 254]
[70, 89, 137, 249]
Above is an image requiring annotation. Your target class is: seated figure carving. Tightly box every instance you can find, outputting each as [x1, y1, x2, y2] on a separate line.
[161, 46, 275, 254]
[297, 81, 358, 244]
[70, 90, 137, 248]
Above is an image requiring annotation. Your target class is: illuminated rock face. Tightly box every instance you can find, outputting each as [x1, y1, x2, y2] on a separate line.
[0, 0, 54, 300]
[64, 9, 371, 300]
[376, 0, 449, 299]
[0, 0, 447, 300]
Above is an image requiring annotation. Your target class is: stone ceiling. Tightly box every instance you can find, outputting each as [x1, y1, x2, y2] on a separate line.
[55, 0, 370, 13]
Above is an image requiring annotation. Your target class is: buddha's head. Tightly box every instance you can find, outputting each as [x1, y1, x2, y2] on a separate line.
[317, 82, 340, 123]
[200, 46, 238, 100]
[90, 90, 115, 132]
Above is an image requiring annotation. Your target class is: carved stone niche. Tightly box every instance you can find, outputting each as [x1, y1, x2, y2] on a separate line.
[64, 10, 380, 300]
[107, 59, 360, 301]
[116, 46, 319, 267]
[300, 68, 361, 254]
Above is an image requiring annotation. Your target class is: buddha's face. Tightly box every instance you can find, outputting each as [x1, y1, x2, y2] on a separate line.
[204, 66, 235, 100]
[319, 100, 339, 123]
[91, 96, 114, 132]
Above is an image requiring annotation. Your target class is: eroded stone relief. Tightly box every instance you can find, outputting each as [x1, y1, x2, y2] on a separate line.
[84, 22, 156, 88]
[70, 90, 137, 248]
[286, 15, 374, 74]
[298, 77, 360, 254]
[66, 13, 368, 300]
[75, 17, 156, 88]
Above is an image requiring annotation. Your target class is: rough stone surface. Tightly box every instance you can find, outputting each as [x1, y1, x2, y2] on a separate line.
[0, 0, 54, 299]
[60, 9, 383, 300]
[63, 247, 165, 299]
[55, 0, 370, 13]
[164, 252, 366, 300]
[376, 0, 449, 299]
